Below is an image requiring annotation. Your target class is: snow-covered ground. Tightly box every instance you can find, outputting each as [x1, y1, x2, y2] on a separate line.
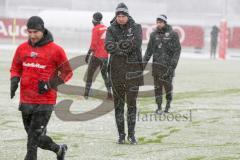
[1, 49, 240, 160]
[1, 44, 240, 61]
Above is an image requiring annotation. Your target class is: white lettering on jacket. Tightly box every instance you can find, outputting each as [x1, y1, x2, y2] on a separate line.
[23, 62, 46, 69]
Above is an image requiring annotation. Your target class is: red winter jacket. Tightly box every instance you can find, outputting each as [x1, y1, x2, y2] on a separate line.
[90, 24, 109, 58]
[10, 30, 73, 104]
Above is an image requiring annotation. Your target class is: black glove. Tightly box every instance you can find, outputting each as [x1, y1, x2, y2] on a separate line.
[85, 54, 90, 64]
[10, 77, 20, 99]
[38, 77, 64, 94]
[118, 40, 133, 53]
[38, 80, 51, 94]
[105, 41, 118, 53]
[85, 49, 92, 64]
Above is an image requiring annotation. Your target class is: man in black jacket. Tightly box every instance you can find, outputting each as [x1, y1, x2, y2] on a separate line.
[105, 2, 143, 145]
[143, 15, 181, 114]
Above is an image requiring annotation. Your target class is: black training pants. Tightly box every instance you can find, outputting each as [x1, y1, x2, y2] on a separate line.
[20, 104, 59, 160]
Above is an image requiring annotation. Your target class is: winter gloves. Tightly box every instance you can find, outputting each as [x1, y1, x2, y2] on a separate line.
[10, 76, 64, 98]
[10, 76, 20, 99]
[38, 77, 64, 94]
[105, 40, 133, 55]
[105, 41, 118, 53]
[85, 49, 92, 64]
[118, 40, 133, 53]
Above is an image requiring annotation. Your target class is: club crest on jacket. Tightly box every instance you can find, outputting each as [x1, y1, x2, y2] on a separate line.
[30, 52, 38, 58]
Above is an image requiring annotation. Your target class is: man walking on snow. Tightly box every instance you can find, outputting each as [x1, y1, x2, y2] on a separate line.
[84, 12, 112, 99]
[105, 3, 143, 145]
[143, 15, 181, 114]
[10, 16, 73, 160]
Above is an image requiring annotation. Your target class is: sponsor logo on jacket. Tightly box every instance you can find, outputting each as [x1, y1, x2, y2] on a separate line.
[23, 62, 46, 69]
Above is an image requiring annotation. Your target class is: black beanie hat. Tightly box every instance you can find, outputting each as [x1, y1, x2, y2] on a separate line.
[27, 16, 45, 31]
[92, 12, 103, 23]
[156, 14, 167, 23]
[115, 2, 129, 16]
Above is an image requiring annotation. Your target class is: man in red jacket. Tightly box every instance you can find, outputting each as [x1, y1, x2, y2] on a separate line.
[10, 16, 73, 160]
[84, 12, 112, 99]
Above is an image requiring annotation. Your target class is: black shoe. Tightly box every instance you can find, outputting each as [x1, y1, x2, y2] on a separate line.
[164, 107, 170, 113]
[57, 144, 68, 160]
[164, 109, 169, 113]
[84, 85, 91, 99]
[84, 91, 88, 99]
[127, 135, 137, 145]
[84, 90, 93, 99]
[117, 134, 125, 144]
[155, 104, 162, 114]
[164, 103, 170, 113]
[107, 92, 113, 100]
[155, 108, 163, 114]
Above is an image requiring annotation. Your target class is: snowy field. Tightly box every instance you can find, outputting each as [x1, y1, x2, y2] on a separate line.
[1, 49, 240, 160]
